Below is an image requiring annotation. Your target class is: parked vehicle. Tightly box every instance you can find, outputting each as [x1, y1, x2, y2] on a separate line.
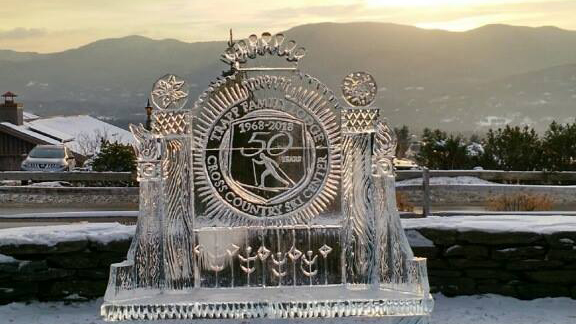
[20, 145, 76, 171]
[394, 158, 419, 170]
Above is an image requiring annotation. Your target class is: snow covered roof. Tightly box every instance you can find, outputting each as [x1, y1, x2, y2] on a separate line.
[22, 112, 40, 121]
[28, 115, 134, 153]
[0, 122, 61, 145]
[0, 113, 134, 156]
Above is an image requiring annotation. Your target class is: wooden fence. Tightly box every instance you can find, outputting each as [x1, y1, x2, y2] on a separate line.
[397, 169, 576, 217]
[2, 170, 576, 219]
[0, 171, 134, 182]
[396, 169, 576, 182]
[3, 169, 575, 183]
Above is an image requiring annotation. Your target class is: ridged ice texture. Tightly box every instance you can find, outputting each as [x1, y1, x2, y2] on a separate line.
[102, 298, 433, 321]
[342, 132, 376, 284]
[103, 33, 433, 321]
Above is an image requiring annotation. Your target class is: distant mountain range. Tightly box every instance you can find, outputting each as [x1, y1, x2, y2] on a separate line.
[1, 22, 576, 133]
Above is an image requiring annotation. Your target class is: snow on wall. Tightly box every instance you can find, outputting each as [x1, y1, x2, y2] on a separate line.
[0, 254, 17, 263]
[0, 215, 574, 248]
[405, 229, 435, 247]
[0, 223, 135, 247]
[403, 215, 576, 234]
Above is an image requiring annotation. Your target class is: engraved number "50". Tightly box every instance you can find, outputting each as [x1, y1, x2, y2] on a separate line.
[240, 132, 293, 157]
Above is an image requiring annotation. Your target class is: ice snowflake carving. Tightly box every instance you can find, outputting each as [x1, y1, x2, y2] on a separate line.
[150, 74, 189, 110]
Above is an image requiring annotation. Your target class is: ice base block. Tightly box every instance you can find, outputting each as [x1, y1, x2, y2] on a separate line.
[101, 285, 433, 321]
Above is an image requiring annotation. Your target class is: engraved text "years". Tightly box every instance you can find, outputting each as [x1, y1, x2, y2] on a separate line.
[281, 156, 302, 163]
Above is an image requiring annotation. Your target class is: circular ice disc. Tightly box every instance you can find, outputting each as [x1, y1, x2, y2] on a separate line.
[150, 74, 189, 110]
[341, 72, 377, 107]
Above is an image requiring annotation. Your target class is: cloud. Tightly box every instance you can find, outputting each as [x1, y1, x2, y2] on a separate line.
[0, 27, 47, 39]
[1, 0, 576, 52]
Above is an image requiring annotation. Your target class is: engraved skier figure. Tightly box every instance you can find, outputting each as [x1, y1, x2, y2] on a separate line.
[226, 114, 314, 202]
[254, 152, 295, 189]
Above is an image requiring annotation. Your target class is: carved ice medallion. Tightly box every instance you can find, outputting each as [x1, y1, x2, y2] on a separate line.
[151, 74, 189, 110]
[194, 74, 340, 224]
[341, 72, 377, 107]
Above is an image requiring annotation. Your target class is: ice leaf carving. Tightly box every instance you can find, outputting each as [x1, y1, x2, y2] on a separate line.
[129, 123, 159, 161]
[373, 120, 397, 175]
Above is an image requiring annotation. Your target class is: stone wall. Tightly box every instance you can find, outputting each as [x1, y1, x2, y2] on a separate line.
[0, 238, 128, 304]
[407, 217, 576, 300]
[1, 218, 576, 304]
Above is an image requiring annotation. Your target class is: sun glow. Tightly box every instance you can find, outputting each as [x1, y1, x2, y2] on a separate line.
[363, 0, 540, 31]
[416, 15, 514, 31]
[365, 0, 530, 7]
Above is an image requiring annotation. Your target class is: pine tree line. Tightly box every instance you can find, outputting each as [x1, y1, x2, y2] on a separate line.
[412, 122, 576, 171]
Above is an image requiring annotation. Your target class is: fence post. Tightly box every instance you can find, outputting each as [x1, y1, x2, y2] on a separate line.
[422, 167, 430, 217]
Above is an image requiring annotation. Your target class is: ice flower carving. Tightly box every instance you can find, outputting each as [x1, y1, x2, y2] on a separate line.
[151, 74, 189, 109]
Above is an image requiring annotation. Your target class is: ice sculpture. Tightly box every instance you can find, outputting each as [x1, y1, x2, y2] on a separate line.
[101, 32, 433, 322]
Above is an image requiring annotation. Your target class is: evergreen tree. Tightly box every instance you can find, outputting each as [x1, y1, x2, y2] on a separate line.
[542, 121, 576, 171]
[91, 140, 136, 172]
[480, 125, 543, 171]
[394, 125, 410, 158]
[417, 128, 472, 169]
[465, 140, 485, 168]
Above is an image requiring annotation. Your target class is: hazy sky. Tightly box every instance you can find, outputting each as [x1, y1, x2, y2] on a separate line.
[1, 0, 575, 53]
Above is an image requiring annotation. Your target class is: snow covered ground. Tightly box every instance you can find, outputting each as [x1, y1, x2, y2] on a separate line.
[396, 176, 495, 186]
[26, 181, 71, 187]
[1, 294, 575, 324]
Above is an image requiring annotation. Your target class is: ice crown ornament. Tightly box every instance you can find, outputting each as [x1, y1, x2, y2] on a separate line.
[101, 32, 433, 322]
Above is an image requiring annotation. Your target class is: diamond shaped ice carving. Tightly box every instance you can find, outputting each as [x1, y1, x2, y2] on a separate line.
[257, 246, 271, 260]
[287, 246, 302, 260]
[319, 244, 333, 258]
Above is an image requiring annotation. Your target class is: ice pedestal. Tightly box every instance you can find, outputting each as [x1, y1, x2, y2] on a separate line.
[103, 286, 431, 320]
[102, 32, 433, 321]
[103, 226, 432, 319]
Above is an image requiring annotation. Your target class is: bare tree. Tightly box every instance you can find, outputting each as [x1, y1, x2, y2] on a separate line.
[75, 128, 111, 157]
